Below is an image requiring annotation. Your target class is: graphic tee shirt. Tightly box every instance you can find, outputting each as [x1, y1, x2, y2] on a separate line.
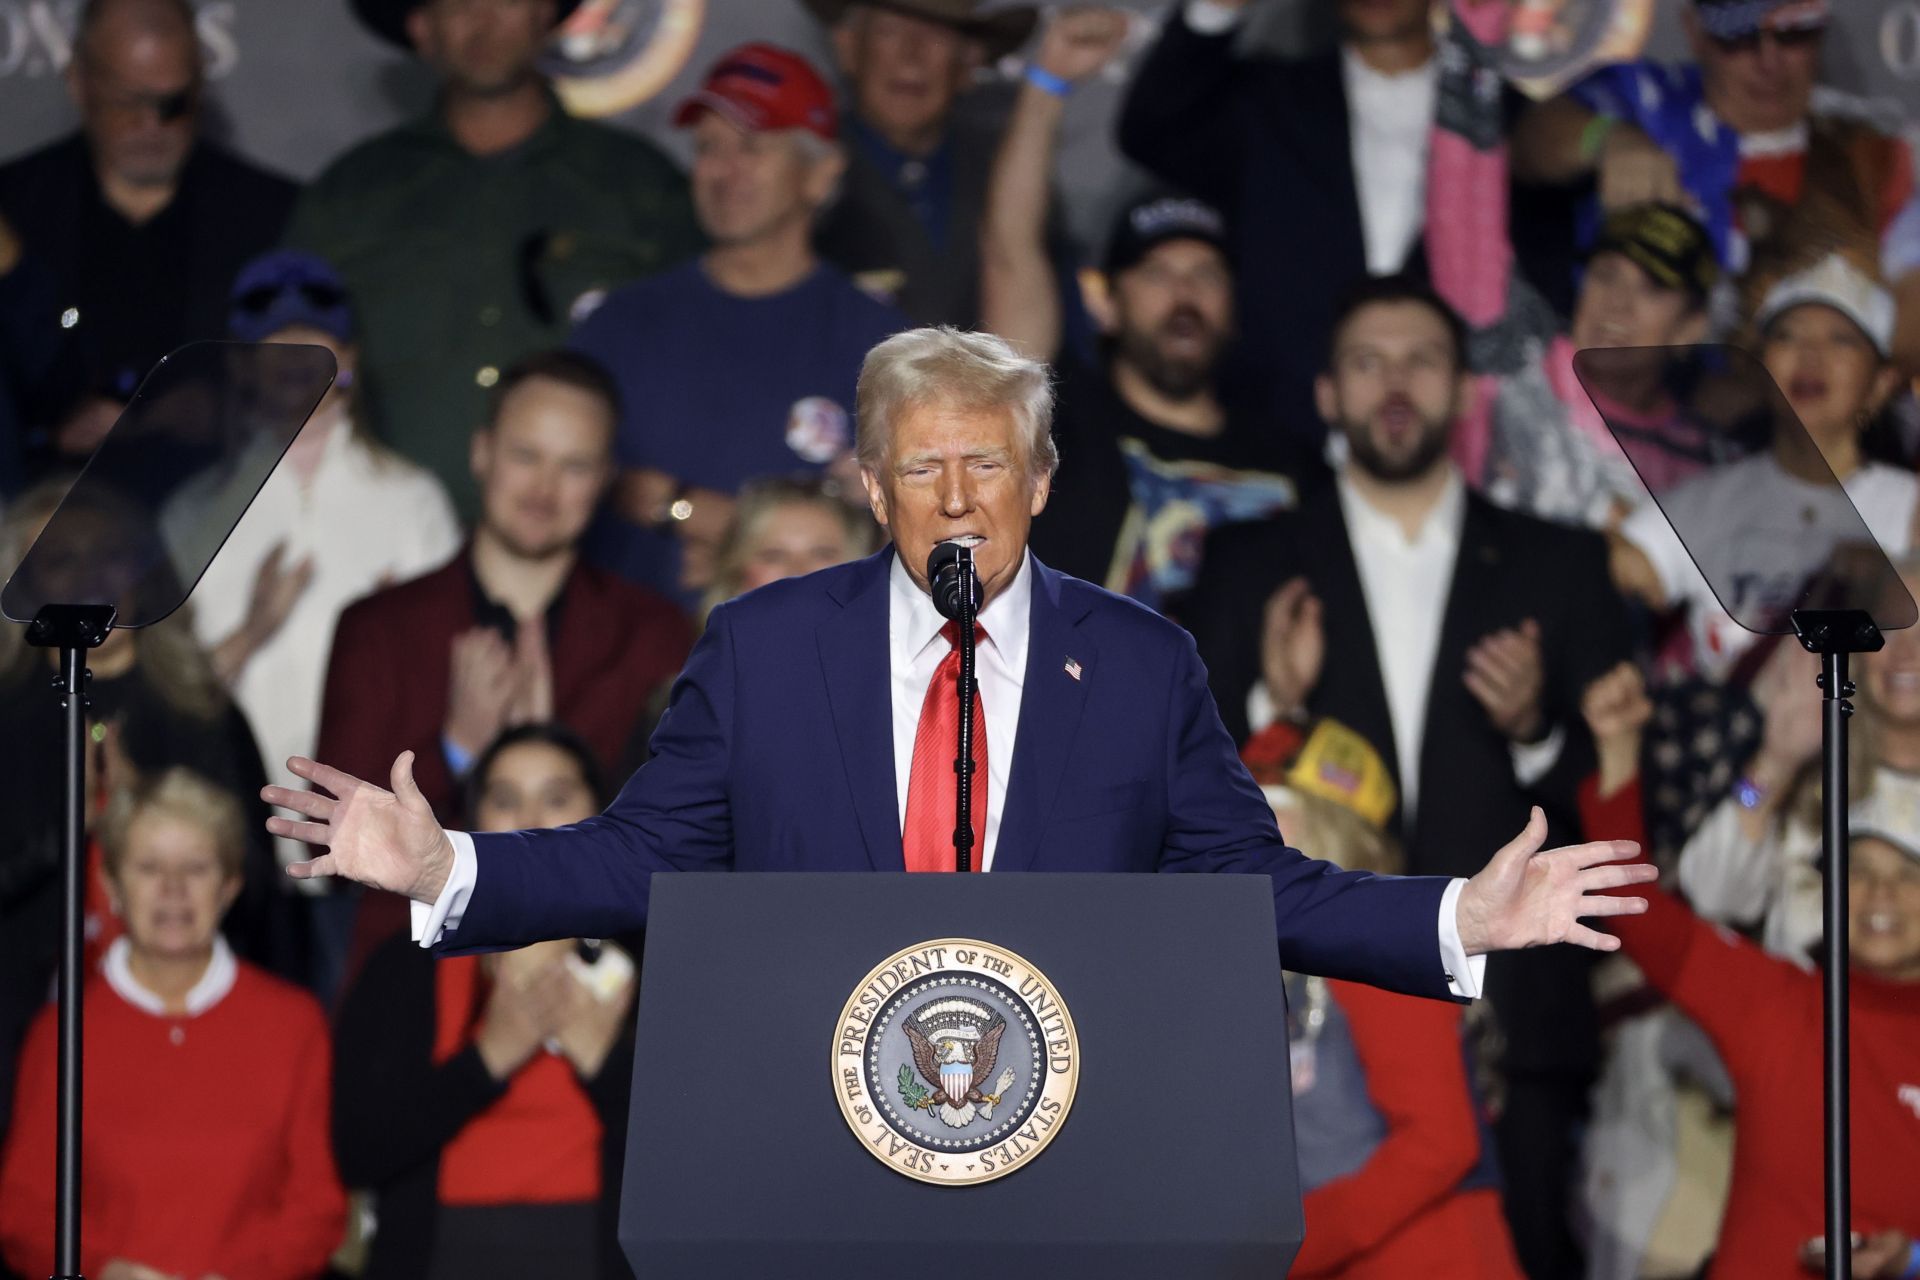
[1621, 453, 1918, 679]
[1028, 358, 1314, 610]
[572, 260, 908, 593]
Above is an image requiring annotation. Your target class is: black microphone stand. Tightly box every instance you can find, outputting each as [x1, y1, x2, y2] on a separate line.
[26, 603, 116, 1280]
[1791, 607, 1881, 1280]
[953, 548, 978, 874]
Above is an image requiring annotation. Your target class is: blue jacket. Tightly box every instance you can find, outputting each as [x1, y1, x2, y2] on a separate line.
[455, 551, 1460, 1000]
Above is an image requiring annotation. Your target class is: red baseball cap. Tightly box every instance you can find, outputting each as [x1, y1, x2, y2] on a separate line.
[672, 43, 838, 142]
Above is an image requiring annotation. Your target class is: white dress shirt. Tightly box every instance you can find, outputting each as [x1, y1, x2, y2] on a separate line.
[1248, 468, 1565, 822]
[1342, 46, 1438, 276]
[1182, 2, 1436, 275]
[414, 550, 1485, 997]
[888, 551, 1028, 870]
[1339, 469, 1464, 824]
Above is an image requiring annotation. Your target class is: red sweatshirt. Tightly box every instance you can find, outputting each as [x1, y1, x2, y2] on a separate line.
[0, 956, 345, 1279]
[1581, 777, 1920, 1280]
[1292, 980, 1525, 1280]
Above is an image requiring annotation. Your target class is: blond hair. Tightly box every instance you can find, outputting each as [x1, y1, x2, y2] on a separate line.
[854, 327, 1057, 479]
[699, 473, 877, 623]
[101, 767, 247, 881]
[1271, 787, 1406, 878]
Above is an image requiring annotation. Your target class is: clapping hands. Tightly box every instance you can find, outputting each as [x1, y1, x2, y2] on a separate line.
[443, 621, 555, 759]
[1465, 619, 1547, 743]
[475, 944, 636, 1083]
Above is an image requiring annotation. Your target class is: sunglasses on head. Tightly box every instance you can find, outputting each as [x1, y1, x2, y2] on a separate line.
[1708, 23, 1824, 53]
[233, 281, 348, 315]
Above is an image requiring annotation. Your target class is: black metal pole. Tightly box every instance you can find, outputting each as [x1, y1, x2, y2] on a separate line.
[1819, 649, 1853, 1280]
[953, 552, 976, 874]
[56, 643, 87, 1280]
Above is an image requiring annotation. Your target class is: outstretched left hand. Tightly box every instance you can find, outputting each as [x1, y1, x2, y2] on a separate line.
[1456, 807, 1654, 956]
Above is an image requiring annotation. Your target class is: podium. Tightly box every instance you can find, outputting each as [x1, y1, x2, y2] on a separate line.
[619, 872, 1304, 1279]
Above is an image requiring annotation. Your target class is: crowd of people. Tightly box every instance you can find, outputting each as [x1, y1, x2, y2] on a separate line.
[0, 0, 1917, 1277]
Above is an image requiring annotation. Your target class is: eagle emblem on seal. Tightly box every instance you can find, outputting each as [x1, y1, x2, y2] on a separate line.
[898, 998, 1018, 1129]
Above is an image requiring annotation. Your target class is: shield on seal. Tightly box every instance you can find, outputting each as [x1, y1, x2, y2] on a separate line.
[940, 1057, 973, 1103]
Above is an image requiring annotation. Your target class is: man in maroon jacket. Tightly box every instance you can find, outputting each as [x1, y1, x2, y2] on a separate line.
[315, 350, 692, 989]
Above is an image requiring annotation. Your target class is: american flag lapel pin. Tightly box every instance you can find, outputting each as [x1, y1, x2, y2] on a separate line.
[1064, 656, 1082, 682]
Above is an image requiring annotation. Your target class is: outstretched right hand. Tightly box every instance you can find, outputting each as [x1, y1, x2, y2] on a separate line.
[263, 752, 456, 904]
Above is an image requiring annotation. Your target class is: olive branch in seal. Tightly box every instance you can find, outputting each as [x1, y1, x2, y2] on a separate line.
[897, 1064, 931, 1109]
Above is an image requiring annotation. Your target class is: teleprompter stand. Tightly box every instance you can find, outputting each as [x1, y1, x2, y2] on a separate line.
[1791, 607, 1882, 1280]
[22, 604, 113, 1279]
[1575, 345, 1917, 1280]
[1, 342, 335, 1278]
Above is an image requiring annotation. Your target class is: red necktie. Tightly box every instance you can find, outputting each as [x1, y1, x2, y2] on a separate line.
[903, 621, 988, 873]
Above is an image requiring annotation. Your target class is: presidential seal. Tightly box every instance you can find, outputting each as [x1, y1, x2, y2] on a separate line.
[833, 940, 1078, 1186]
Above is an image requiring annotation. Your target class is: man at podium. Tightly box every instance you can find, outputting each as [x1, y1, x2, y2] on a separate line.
[264, 327, 1652, 1000]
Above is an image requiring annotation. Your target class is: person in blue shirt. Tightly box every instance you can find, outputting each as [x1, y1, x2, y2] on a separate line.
[804, 0, 1038, 328]
[571, 44, 909, 603]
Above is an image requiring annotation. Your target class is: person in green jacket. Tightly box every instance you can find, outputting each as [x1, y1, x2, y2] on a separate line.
[285, 0, 701, 519]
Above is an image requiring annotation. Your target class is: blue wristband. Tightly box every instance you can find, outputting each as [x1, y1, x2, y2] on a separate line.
[442, 733, 475, 778]
[1025, 65, 1072, 98]
[1900, 1239, 1920, 1280]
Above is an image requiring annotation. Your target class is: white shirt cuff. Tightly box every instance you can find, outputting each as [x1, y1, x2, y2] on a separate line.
[410, 830, 477, 947]
[1510, 724, 1566, 788]
[1184, 0, 1244, 35]
[1438, 878, 1487, 1000]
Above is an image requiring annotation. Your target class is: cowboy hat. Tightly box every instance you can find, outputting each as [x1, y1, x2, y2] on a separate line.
[801, 0, 1038, 62]
[351, 0, 584, 52]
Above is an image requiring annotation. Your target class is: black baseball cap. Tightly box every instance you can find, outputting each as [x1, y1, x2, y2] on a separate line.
[1588, 203, 1719, 302]
[1103, 195, 1229, 276]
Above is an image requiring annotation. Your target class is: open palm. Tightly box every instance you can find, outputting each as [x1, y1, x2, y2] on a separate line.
[262, 752, 456, 904]
[1456, 807, 1655, 955]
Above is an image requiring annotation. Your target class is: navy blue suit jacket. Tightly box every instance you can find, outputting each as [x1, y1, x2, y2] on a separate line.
[456, 551, 1461, 999]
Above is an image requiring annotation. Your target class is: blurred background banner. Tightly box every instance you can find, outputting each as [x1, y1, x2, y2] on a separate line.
[1, 0, 1914, 246]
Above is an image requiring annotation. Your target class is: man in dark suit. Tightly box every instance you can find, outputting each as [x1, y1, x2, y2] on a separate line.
[314, 349, 691, 989]
[1118, 0, 1577, 446]
[1183, 277, 1630, 1278]
[265, 328, 1649, 1014]
[0, 0, 296, 466]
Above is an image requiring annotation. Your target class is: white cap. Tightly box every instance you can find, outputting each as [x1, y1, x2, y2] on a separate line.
[1756, 253, 1896, 358]
[1849, 774, 1920, 863]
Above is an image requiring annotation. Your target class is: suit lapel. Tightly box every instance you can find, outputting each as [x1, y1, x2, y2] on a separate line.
[1286, 55, 1365, 270]
[1308, 495, 1400, 804]
[1417, 496, 1504, 803]
[817, 550, 902, 871]
[992, 561, 1096, 872]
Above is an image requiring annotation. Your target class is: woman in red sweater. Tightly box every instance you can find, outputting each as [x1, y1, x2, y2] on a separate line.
[0, 768, 345, 1279]
[1243, 718, 1526, 1280]
[1580, 663, 1920, 1280]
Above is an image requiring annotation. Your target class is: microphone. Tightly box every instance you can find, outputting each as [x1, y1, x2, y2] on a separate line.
[927, 539, 980, 622]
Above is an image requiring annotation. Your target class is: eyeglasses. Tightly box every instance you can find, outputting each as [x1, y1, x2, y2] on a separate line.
[1707, 24, 1825, 54]
[233, 281, 348, 314]
[91, 82, 199, 123]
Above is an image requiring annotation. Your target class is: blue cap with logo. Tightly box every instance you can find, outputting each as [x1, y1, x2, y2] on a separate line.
[227, 250, 354, 344]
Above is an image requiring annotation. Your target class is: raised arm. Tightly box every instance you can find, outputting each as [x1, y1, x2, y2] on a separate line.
[1576, 662, 1792, 1073]
[1115, 0, 1252, 204]
[979, 7, 1129, 362]
[1510, 77, 1683, 208]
